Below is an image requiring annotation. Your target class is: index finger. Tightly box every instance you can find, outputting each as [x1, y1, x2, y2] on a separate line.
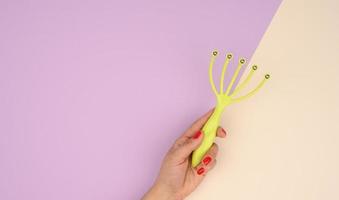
[183, 108, 214, 138]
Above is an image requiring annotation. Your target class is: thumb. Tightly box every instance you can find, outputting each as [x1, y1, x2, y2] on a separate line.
[171, 131, 204, 162]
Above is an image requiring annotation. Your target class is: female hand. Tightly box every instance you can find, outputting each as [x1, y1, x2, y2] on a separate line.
[142, 109, 227, 200]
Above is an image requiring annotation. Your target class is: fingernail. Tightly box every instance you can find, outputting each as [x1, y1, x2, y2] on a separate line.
[192, 131, 202, 139]
[203, 156, 212, 165]
[197, 167, 205, 175]
[221, 128, 227, 136]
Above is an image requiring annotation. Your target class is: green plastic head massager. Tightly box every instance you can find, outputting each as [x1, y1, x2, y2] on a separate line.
[191, 50, 270, 167]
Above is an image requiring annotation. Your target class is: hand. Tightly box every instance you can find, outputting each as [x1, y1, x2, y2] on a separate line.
[142, 109, 227, 200]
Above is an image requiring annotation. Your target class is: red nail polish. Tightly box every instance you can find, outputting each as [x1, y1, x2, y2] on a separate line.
[192, 131, 202, 139]
[203, 156, 212, 165]
[197, 167, 205, 175]
[221, 128, 227, 136]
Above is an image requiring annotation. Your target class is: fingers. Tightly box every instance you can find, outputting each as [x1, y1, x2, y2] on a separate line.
[171, 130, 204, 162]
[184, 109, 214, 138]
[194, 143, 219, 176]
[183, 109, 227, 139]
[169, 109, 227, 164]
[169, 109, 213, 162]
[171, 126, 226, 164]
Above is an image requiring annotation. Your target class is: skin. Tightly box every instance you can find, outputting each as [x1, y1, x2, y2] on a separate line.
[142, 109, 227, 200]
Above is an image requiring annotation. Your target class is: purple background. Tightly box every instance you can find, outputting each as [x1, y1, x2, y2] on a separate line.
[0, 0, 281, 199]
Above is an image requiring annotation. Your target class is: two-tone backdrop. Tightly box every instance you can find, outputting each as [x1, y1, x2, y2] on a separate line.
[1, 0, 338, 199]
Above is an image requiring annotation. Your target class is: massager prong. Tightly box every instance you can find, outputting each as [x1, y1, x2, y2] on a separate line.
[220, 53, 233, 94]
[231, 74, 270, 103]
[209, 51, 219, 97]
[224, 58, 246, 96]
[231, 65, 258, 97]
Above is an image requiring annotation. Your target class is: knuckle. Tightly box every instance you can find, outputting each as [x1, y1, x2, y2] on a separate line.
[173, 138, 184, 149]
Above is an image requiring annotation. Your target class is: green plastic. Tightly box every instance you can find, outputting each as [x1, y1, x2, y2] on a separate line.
[191, 51, 270, 167]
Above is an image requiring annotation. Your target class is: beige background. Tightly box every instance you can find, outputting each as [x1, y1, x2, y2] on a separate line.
[188, 0, 339, 199]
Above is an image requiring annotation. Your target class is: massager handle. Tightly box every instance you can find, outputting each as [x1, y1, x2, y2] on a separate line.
[192, 105, 224, 167]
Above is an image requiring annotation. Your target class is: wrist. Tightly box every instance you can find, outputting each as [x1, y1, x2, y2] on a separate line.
[142, 183, 183, 200]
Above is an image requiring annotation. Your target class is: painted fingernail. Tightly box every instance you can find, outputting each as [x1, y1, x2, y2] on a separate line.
[221, 128, 227, 136]
[203, 156, 212, 165]
[192, 131, 202, 139]
[197, 167, 205, 175]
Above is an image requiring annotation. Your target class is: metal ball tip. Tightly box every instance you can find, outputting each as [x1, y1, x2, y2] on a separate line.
[240, 58, 246, 64]
[265, 74, 270, 79]
[252, 65, 258, 70]
[212, 51, 218, 56]
[227, 54, 233, 59]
